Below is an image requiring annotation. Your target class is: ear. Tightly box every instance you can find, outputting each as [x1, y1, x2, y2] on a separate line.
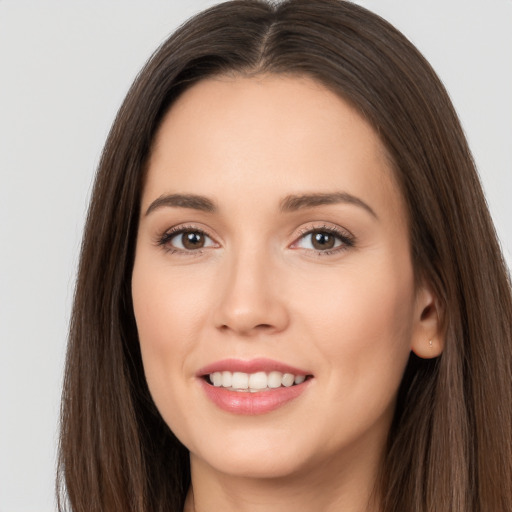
[410, 282, 444, 359]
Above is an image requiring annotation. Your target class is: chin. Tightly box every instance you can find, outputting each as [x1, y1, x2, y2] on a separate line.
[192, 447, 311, 480]
[185, 425, 316, 479]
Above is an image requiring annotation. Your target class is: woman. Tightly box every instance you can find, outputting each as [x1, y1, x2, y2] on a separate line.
[58, 1, 512, 511]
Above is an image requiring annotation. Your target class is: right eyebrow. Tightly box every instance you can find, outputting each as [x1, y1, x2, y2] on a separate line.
[144, 194, 217, 216]
[279, 191, 377, 219]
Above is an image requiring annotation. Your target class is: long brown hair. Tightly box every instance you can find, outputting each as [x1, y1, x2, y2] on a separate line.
[58, 1, 512, 510]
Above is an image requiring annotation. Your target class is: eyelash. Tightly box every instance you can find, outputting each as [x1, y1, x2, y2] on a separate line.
[156, 223, 355, 257]
[156, 224, 214, 257]
[294, 224, 355, 256]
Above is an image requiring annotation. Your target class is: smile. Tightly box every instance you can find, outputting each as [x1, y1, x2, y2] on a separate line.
[198, 359, 313, 414]
[208, 371, 306, 392]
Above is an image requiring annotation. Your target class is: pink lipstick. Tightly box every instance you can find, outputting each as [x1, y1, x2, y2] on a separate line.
[197, 358, 312, 415]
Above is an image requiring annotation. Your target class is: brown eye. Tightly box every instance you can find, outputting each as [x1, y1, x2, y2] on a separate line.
[160, 228, 216, 252]
[181, 231, 205, 250]
[311, 231, 335, 250]
[293, 226, 353, 254]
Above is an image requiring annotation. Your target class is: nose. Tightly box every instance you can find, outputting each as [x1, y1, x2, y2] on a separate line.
[213, 247, 290, 337]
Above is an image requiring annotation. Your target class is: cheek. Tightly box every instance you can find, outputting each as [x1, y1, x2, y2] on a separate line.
[132, 251, 211, 343]
[298, 253, 415, 394]
[287, 256, 415, 455]
[132, 266, 177, 362]
[131, 254, 208, 407]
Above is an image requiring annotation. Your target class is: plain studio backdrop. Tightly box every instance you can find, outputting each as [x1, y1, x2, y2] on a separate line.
[0, 1, 511, 511]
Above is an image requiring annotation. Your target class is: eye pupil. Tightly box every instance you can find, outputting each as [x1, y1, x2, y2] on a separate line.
[312, 231, 335, 250]
[182, 231, 204, 249]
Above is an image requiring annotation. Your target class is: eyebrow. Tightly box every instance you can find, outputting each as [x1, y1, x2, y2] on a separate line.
[145, 191, 377, 218]
[145, 194, 217, 216]
[279, 192, 377, 218]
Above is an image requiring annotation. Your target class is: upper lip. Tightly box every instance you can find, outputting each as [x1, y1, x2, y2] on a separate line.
[196, 358, 311, 377]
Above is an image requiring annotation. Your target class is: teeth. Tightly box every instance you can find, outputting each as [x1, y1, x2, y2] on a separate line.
[294, 375, 306, 384]
[222, 371, 232, 387]
[231, 372, 249, 390]
[212, 372, 223, 387]
[248, 371, 268, 390]
[282, 373, 295, 387]
[268, 371, 282, 388]
[208, 371, 308, 391]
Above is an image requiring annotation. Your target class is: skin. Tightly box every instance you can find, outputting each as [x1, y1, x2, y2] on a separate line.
[132, 74, 442, 512]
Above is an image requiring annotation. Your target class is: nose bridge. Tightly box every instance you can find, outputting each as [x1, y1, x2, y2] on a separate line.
[214, 238, 288, 335]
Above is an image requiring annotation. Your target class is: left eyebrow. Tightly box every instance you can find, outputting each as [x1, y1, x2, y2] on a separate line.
[145, 193, 217, 216]
[279, 192, 377, 219]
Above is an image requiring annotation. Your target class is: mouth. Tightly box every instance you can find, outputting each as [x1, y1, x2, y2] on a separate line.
[197, 358, 313, 414]
[204, 370, 312, 392]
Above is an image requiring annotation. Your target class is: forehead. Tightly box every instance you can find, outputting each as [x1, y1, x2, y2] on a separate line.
[144, 74, 405, 224]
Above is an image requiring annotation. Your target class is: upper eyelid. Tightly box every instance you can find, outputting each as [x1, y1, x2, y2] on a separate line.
[297, 224, 347, 234]
[294, 222, 354, 240]
[159, 224, 217, 242]
[159, 222, 351, 238]
[292, 226, 354, 248]
[158, 222, 354, 251]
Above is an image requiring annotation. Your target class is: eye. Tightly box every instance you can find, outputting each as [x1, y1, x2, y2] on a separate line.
[293, 226, 354, 254]
[158, 226, 217, 253]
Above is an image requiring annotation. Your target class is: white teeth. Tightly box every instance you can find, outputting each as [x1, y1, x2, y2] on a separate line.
[208, 370, 308, 391]
[267, 371, 282, 388]
[221, 371, 232, 387]
[282, 373, 295, 387]
[248, 371, 268, 390]
[212, 372, 222, 387]
[231, 372, 249, 390]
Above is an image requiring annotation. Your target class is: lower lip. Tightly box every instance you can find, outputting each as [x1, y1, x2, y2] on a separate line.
[199, 379, 311, 415]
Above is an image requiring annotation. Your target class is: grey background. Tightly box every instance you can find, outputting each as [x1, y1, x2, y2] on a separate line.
[1, 1, 511, 510]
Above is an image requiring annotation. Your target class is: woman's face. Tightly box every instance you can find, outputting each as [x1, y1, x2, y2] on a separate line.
[132, 75, 438, 480]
